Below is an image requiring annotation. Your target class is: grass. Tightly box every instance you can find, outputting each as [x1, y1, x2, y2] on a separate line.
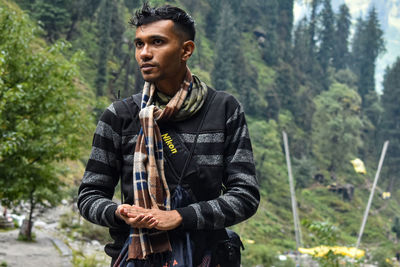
[17, 232, 36, 242]
[71, 249, 108, 267]
[59, 211, 112, 244]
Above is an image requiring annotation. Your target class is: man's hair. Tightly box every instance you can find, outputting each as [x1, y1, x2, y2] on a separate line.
[129, 2, 195, 41]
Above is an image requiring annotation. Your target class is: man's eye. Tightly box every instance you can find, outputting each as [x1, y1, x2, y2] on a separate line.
[135, 42, 144, 48]
[154, 39, 163, 45]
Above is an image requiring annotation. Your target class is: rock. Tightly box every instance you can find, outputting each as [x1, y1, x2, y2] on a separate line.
[34, 220, 47, 229]
[0, 216, 14, 229]
[91, 240, 101, 247]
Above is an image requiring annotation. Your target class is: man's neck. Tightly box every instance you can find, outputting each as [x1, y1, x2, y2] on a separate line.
[155, 68, 187, 97]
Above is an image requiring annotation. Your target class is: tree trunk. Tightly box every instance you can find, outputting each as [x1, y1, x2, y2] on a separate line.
[20, 189, 36, 241]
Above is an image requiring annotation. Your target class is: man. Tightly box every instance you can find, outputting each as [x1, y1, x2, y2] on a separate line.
[78, 3, 259, 266]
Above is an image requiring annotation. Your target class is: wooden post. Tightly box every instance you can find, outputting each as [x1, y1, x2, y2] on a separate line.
[356, 141, 389, 251]
[283, 132, 303, 256]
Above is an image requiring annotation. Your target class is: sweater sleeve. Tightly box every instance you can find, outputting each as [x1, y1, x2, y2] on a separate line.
[176, 104, 260, 230]
[77, 103, 126, 229]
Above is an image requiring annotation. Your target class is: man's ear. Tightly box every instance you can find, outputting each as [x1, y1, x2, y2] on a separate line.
[181, 40, 195, 61]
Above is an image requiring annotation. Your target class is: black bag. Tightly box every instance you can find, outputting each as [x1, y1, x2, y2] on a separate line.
[213, 229, 244, 267]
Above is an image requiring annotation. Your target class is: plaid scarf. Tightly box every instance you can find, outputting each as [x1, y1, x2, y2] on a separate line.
[128, 67, 207, 261]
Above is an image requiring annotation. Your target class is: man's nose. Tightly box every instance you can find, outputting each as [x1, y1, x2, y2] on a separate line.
[139, 44, 152, 60]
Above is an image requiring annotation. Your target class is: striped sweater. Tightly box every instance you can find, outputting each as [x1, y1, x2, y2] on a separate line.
[77, 87, 259, 258]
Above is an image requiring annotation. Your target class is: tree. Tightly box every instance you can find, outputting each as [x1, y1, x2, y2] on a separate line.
[351, 8, 385, 104]
[261, 0, 279, 65]
[333, 4, 351, 70]
[211, 3, 238, 92]
[248, 119, 286, 188]
[237, 0, 280, 64]
[31, 0, 71, 42]
[351, 8, 385, 160]
[232, 51, 265, 117]
[95, 0, 113, 96]
[311, 83, 363, 172]
[392, 217, 400, 241]
[317, 0, 335, 75]
[124, 0, 140, 11]
[277, 0, 294, 61]
[0, 2, 94, 240]
[308, 0, 322, 58]
[204, 0, 221, 40]
[380, 57, 400, 187]
[293, 17, 311, 70]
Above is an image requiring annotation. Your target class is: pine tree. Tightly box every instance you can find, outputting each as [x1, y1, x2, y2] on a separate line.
[333, 4, 351, 70]
[232, 50, 262, 117]
[31, 0, 71, 42]
[205, 0, 221, 41]
[351, 7, 385, 104]
[211, 3, 238, 92]
[293, 18, 311, 69]
[380, 57, 400, 184]
[95, 0, 113, 96]
[124, 0, 141, 11]
[317, 0, 335, 74]
[262, 0, 279, 65]
[277, 0, 294, 61]
[351, 8, 385, 160]
[308, 0, 322, 58]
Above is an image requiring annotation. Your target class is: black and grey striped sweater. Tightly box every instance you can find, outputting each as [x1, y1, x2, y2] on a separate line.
[77, 87, 259, 258]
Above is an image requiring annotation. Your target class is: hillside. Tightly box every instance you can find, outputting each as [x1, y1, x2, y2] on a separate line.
[1, 0, 400, 266]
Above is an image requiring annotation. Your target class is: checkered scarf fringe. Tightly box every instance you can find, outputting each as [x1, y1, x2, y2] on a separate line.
[128, 67, 207, 261]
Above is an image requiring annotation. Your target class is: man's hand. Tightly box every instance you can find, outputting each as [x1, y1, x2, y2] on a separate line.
[125, 206, 183, 231]
[115, 204, 158, 229]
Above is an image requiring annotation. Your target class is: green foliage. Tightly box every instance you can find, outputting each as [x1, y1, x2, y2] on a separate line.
[95, 0, 113, 96]
[333, 4, 351, 70]
[0, 0, 94, 239]
[311, 83, 363, 171]
[302, 221, 357, 267]
[351, 8, 385, 103]
[72, 249, 108, 267]
[211, 3, 237, 92]
[242, 244, 275, 266]
[371, 245, 395, 267]
[248, 118, 285, 187]
[3, 0, 399, 264]
[318, 0, 335, 75]
[60, 211, 112, 244]
[392, 217, 400, 240]
[30, 0, 71, 42]
[293, 156, 316, 189]
[303, 220, 338, 246]
[17, 231, 36, 242]
[381, 57, 400, 177]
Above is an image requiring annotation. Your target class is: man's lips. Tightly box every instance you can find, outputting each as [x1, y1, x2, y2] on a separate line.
[140, 63, 156, 72]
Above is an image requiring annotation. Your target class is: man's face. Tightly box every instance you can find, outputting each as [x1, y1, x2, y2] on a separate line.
[134, 20, 186, 85]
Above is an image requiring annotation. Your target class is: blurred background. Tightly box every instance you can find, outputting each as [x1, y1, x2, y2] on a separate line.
[1, 0, 400, 266]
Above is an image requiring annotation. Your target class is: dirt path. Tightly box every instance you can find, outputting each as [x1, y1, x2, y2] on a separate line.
[0, 228, 72, 267]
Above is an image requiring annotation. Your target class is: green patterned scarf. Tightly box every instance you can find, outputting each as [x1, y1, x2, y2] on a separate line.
[155, 75, 208, 121]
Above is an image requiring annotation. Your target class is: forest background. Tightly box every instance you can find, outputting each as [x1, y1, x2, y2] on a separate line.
[1, 0, 400, 266]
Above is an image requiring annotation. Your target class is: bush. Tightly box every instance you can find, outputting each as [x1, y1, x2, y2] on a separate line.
[371, 246, 395, 267]
[72, 249, 108, 267]
[59, 211, 111, 244]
